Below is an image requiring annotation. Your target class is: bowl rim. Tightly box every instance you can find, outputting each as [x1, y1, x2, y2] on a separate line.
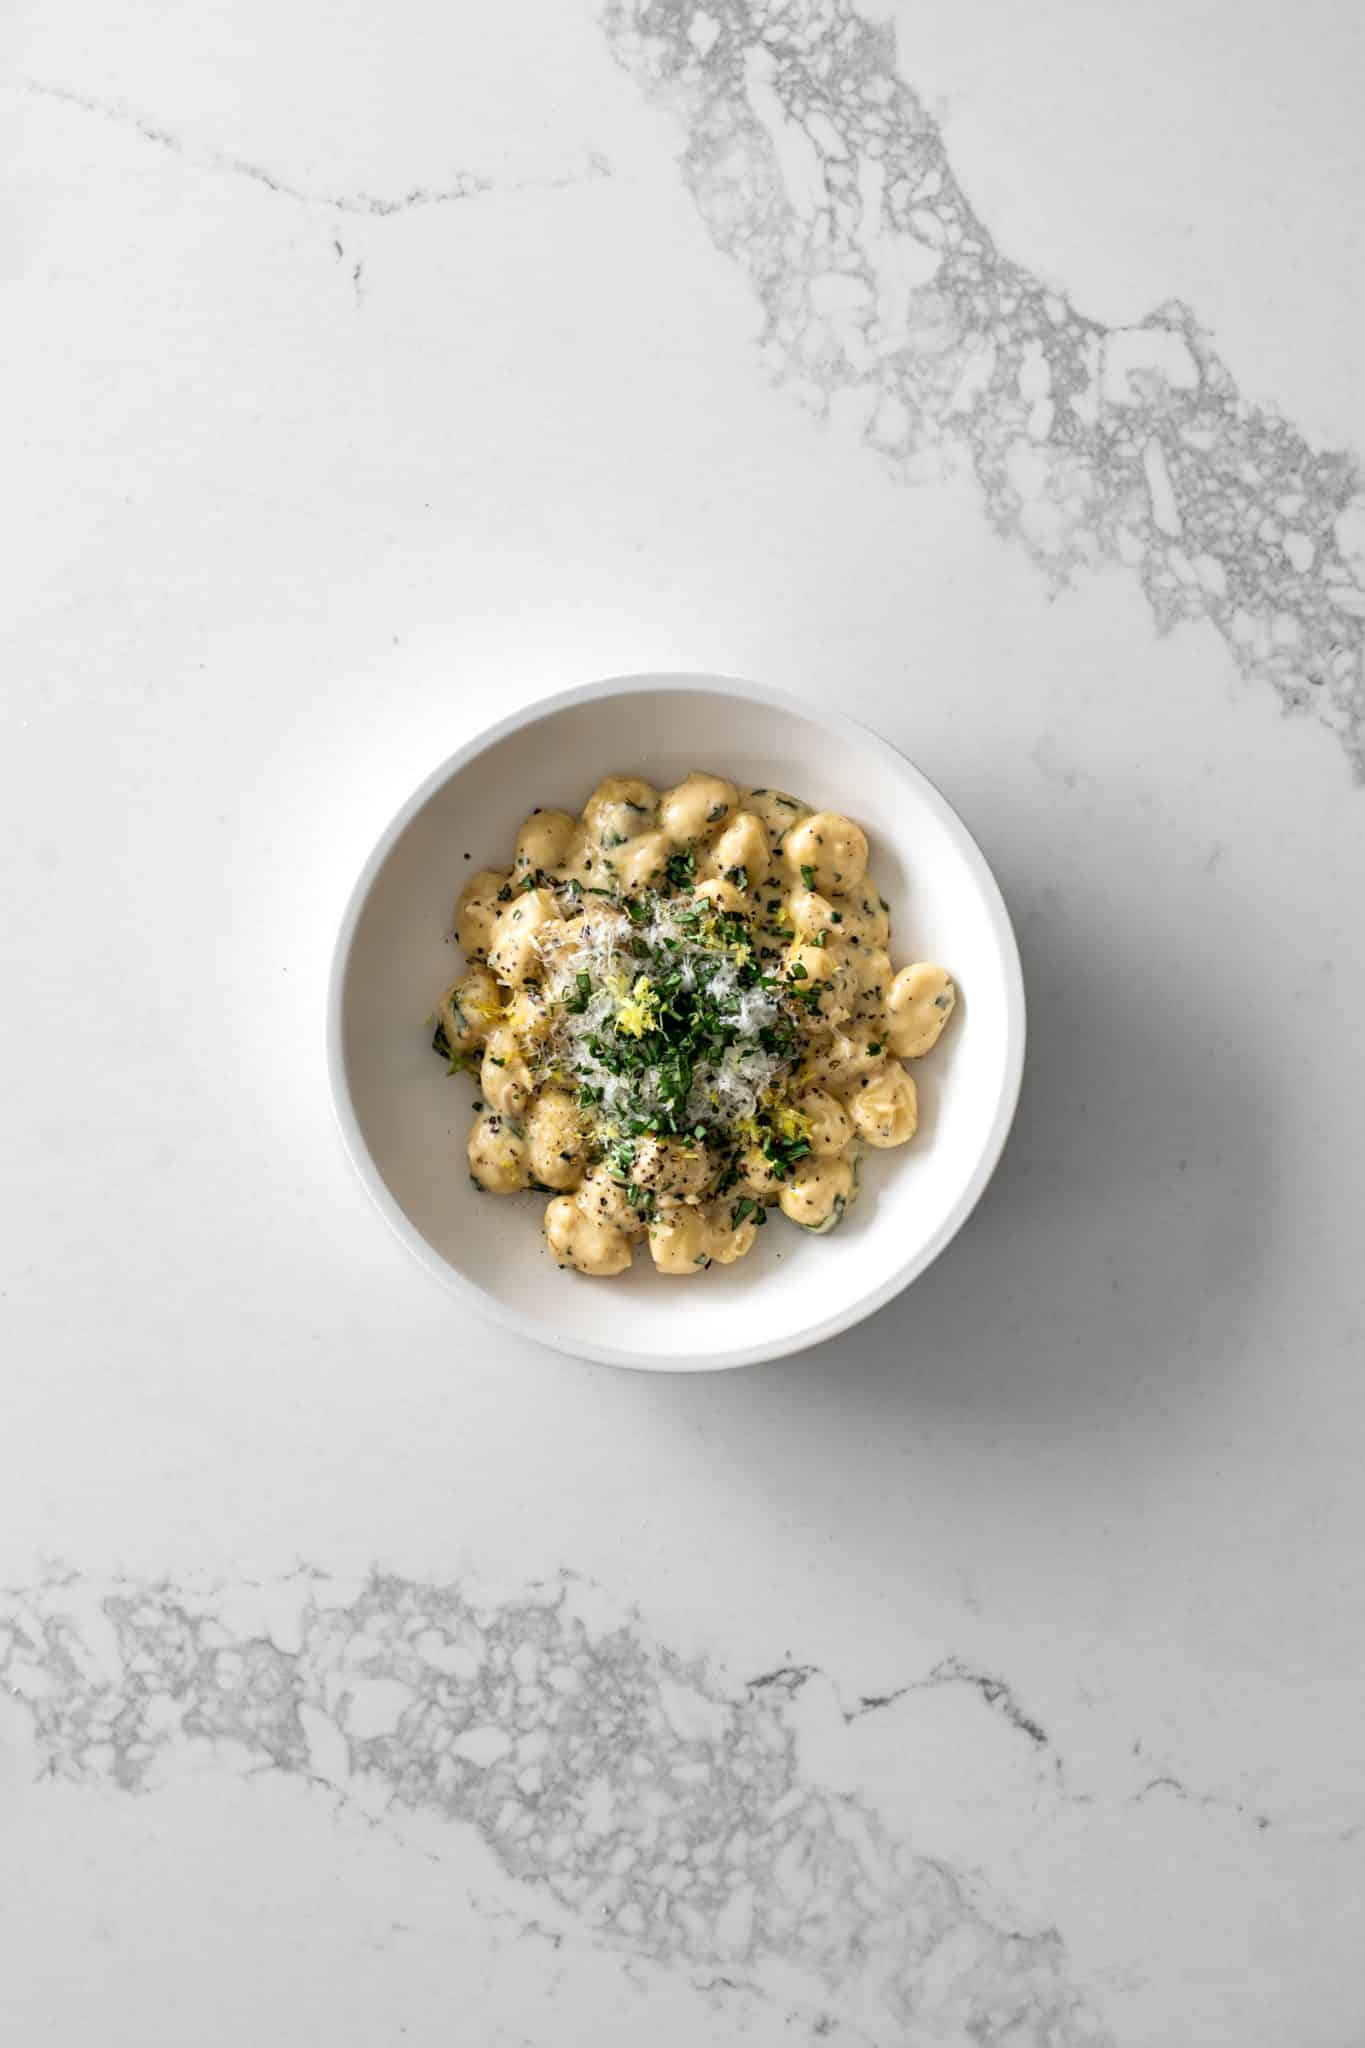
[325, 671, 1026, 1370]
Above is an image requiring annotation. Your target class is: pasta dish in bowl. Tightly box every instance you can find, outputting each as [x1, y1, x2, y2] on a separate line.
[327, 674, 1024, 1369]
[437, 772, 955, 1280]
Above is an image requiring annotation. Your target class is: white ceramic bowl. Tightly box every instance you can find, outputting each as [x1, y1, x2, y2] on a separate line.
[327, 674, 1025, 1370]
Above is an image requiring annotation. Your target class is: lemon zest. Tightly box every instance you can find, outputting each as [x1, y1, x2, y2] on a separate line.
[616, 975, 662, 1039]
[773, 1102, 812, 1143]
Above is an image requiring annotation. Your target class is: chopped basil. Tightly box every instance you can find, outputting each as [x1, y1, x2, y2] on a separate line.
[563, 969, 594, 1016]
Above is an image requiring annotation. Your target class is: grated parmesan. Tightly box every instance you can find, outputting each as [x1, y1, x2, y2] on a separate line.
[535, 890, 792, 1139]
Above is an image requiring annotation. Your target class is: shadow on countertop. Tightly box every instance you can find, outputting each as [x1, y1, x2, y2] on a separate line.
[642, 847, 1284, 1466]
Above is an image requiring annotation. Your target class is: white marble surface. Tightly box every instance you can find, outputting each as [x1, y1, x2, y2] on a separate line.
[4, 0, 1364, 2041]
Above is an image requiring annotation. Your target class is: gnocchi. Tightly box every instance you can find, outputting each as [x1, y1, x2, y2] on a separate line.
[429, 771, 957, 1278]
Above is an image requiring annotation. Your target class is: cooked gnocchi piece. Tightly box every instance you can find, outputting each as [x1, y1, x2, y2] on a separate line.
[783, 811, 869, 894]
[514, 809, 577, 876]
[886, 961, 957, 1058]
[659, 771, 738, 845]
[702, 810, 768, 888]
[428, 771, 957, 1277]
[468, 1111, 529, 1195]
[849, 1064, 918, 1147]
[455, 869, 510, 958]
[778, 1153, 856, 1233]
[526, 1089, 587, 1191]
[487, 887, 558, 986]
[437, 964, 502, 1053]
[545, 1195, 633, 1276]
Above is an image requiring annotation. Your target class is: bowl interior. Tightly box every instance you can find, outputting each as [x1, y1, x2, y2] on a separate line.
[335, 681, 1021, 1368]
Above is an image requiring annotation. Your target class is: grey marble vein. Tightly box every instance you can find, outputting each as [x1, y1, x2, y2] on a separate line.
[752, 1654, 1055, 1756]
[1126, 1737, 1278, 1835]
[23, 79, 611, 216]
[856, 1658, 1053, 1755]
[602, 0, 1365, 774]
[0, 1567, 1111, 2045]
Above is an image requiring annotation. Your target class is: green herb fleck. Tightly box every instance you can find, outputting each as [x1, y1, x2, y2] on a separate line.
[433, 1022, 479, 1076]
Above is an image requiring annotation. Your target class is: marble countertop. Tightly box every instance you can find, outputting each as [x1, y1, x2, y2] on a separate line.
[4, 0, 1363, 2041]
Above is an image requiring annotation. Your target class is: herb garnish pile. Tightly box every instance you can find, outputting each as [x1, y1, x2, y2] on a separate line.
[535, 877, 815, 1188]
